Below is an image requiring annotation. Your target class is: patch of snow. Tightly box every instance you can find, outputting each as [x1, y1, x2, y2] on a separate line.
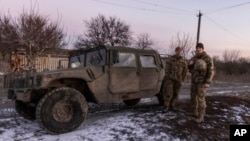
[177, 119, 187, 125]
[231, 105, 250, 114]
[0, 110, 175, 141]
[221, 109, 228, 112]
[216, 91, 233, 94]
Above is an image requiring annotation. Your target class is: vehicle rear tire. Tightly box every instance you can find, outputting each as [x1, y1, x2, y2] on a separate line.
[157, 80, 167, 106]
[36, 87, 88, 134]
[15, 100, 36, 120]
[156, 94, 164, 106]
[123, 98, 141, 106]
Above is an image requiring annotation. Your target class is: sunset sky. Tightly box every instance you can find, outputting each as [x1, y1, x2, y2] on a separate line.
[1, 0, 250, 58]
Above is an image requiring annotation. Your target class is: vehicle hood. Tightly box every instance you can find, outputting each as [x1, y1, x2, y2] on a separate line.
[39, 66, 104, 82]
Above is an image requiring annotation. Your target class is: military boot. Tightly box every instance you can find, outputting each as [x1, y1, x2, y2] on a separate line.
[162, 106, 170, 113]
[195, 114, 204, 123]
[186, 111, 198, 117]
[169, 105, 177, 111]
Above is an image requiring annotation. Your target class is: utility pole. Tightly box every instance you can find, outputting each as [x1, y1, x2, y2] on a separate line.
[196, 11, 202, 45]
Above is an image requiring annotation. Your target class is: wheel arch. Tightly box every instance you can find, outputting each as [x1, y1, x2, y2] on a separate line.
[43, 78, 97, 103]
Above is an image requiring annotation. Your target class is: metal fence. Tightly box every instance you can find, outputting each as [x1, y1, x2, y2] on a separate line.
[0, 55, 69, 73]
[0, 60, 10, 73]
[17, 55, 69, 72]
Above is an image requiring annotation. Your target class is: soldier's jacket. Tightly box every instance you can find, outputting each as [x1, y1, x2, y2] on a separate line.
[189, 51, 214, 84]
[165, 55, 187, 82]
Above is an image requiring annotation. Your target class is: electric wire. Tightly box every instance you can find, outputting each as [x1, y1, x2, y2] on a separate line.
[91, 0, 250, 44]
[204, 14, 249, 43]
[132, 0, 194, 14]
[92, 0, 193, 15]
[204, 1, 250, 14]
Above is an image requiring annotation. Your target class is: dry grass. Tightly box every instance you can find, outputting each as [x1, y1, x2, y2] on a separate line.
[213, 71, 250, 83]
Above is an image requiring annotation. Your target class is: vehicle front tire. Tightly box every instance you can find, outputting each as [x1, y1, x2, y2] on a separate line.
[36, 87, 88, 134]
[123, 98, 141, 106]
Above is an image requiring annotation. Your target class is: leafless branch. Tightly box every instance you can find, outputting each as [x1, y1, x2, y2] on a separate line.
[75, 14, 132, 48]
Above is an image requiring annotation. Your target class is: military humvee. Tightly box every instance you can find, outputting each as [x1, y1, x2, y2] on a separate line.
[4, 45, 165, 134]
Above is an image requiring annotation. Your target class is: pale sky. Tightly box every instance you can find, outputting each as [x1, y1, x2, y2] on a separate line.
[1, 0, 250, 58]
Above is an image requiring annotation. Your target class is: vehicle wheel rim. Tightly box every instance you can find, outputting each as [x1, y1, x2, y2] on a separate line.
[52, 100, 74, 122]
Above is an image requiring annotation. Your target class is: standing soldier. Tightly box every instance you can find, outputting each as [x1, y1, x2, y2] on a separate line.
[187, 43, 215, 123]
[163, 47, 187, 112]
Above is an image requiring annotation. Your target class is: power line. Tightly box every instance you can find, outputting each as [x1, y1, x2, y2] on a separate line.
[204, 1, 250, 14]
[92, 0, 156, 12]
[91, 0, 193, 15]
[204, 14, 249, 43]
[133, 0, 194, 14]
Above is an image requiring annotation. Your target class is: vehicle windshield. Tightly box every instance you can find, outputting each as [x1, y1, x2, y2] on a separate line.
[69, 49, 106, 68]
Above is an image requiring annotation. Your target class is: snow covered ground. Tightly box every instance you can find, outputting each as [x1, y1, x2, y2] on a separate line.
[0, 82, 250, 141]
[0, 99, 182, 141]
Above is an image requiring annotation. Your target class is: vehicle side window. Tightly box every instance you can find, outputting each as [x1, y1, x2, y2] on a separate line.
[69, 54, 85, 68]
[86, 50, 105, 66]
[140, 55, 157, 68]
[113, 52, 136, 67]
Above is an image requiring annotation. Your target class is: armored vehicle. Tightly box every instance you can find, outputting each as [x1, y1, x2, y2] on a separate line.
[4, 46, 165, 134]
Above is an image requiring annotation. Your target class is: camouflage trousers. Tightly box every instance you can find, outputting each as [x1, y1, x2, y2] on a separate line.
[190, 83, 208, 116]
[163, 79, 182, 109]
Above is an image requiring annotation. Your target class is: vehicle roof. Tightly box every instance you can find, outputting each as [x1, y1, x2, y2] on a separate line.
[106, 46, 157, 54]
[70, 45, 158, 56]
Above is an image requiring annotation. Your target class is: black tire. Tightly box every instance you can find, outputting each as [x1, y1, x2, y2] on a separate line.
[36, 87, 88, 134]
[157, 80, 167, 106]
[123, 98, 141, 106]
[15, 100, 36, 120]
[156, 94, 164, 106]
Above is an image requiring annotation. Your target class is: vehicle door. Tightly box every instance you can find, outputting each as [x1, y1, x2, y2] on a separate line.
[139, 54, 160, 91]
[108, 50, 140, 94]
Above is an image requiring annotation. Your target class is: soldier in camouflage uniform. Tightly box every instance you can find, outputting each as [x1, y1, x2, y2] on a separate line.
[187, 43, 215, 123]
[163, 47, 187, 112]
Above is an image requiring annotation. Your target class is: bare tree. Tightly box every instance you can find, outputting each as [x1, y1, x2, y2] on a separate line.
[75, 14, 132, 49]
[0, 14, 19, 60]
[0, 9, 66, 69]
[169, 32, 194, 59]
[222, 49, 241, 63]
[18, 11, 66, 68]
[135, 33, 154, 50]
[222, 49, 242, 74]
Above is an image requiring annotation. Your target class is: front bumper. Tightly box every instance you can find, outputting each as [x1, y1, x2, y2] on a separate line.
[8, 89, 32, 102]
